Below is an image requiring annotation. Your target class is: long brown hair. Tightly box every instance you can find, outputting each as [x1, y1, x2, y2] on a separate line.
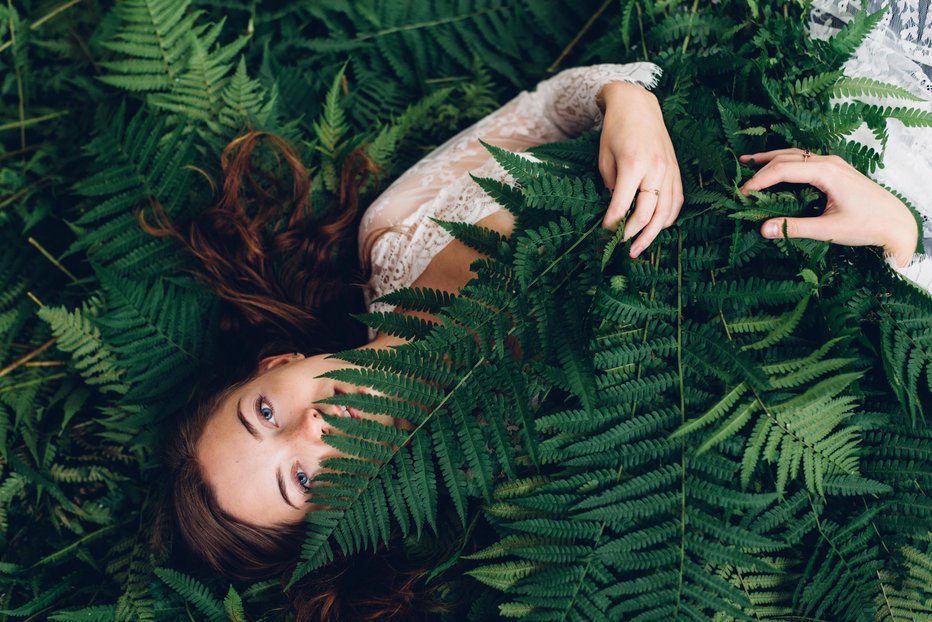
[151, 131, 449, 620]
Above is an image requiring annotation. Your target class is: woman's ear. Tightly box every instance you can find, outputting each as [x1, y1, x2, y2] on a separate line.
[256, 352, 305, 373]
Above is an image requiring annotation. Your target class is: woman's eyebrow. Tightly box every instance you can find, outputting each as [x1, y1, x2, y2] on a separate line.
[236, 397, 261, 440]
[232, 396, 297, 508]
[276, 468, 299, 509]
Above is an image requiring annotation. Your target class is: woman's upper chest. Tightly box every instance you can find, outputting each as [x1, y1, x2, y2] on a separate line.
[359, 155, 524, 314]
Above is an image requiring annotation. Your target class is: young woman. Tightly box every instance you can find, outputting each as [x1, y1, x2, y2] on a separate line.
[160, 59, 930, 620]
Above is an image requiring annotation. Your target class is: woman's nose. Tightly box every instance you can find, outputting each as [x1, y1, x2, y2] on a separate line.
[289, 407, 330, 441]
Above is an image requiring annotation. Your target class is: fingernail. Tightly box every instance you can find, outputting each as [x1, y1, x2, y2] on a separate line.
[630, 244, 642, 257]
[763, 222, 779, 238]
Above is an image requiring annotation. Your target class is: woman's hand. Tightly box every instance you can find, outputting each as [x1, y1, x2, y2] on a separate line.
[739, 148, 919, 267]
[598, 81, 684, 258]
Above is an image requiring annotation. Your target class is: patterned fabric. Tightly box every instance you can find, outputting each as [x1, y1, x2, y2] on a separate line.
[359, 63, 663, 317]
[810, 0, 932, 289]
[888, 254, 932, 291]
[811, 0, 932, 81]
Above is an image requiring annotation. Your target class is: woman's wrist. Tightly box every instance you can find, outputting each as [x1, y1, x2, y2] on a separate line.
[885, 234, 919, 269]
[881, 201, 920, 269]
[597, 80, 655, 115]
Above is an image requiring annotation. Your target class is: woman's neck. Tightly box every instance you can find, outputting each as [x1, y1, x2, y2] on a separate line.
[363, 331, 407, 350]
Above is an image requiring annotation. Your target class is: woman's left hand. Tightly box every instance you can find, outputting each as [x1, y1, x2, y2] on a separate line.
[598, 81, 684, 258]
[738, 148, 919, 267]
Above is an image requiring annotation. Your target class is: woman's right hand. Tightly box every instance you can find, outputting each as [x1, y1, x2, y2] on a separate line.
[738, 148, 920, 268]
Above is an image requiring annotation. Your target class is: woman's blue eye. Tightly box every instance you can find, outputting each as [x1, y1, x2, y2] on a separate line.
[296, 467, 310, 491]
[256, 396, 275, 424]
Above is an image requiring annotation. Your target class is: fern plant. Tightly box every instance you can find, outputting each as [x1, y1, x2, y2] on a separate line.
[1, 0, 930, 620]
[283, 4, 932, 621]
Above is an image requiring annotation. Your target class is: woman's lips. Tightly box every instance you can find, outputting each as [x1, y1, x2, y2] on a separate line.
[333, 386, 364, 419]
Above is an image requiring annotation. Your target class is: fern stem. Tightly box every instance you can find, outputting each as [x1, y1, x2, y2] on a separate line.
[7, 0, 26, 151]
[635, 1, 649, 61]
[68, 27, 99, 75]
[547, 0, 614, 73]
[533, 222, 601, 284]
[23, 360, 64, 368]
[0, 0, 81, 53]
[876, 568, 897, 621]
[674, 227, 687, 619]
[679, 0, 701, 57]
[0, 176, 51, 211]
[0, 111, 68, 133]
[354, 4, 512, 42]
[676, 231, 686, 425]
[143, 0, 178, 85]
[31, 0, 81, 29]
[733, 566, 766, 621]
[31, 522, 123, 568]
[710, 270, 733, 340]
[670, 0, 701, 94]
[0, 143, 42, 163]
[0, 338, 56, 379]
[0, 372, 66, 394]
[804, 492, 873, 608]
[28, 237, 79, 283]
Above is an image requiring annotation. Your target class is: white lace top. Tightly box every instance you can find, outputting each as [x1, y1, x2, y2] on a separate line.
[358, 63, 663, 316]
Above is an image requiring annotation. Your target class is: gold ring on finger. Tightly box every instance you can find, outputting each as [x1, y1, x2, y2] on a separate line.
[639, 188, 661, 196]
[802, 149, 811, 162]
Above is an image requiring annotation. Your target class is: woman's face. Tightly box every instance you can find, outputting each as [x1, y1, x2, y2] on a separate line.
[197, 352, 393, 527]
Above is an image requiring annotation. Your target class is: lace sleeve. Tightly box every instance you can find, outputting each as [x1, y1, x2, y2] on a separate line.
[360, 63, 663, 320]
[888, 254, 932, 293]
[359, 62, 664, 245]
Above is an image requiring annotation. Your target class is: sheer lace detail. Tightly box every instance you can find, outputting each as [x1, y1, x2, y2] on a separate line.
[811, 0, 932, 80]
[888, 253, 932, 292]
[366, 155, 537, 315]
[810, 0, 932, 255]
[359, 62, 663, 317]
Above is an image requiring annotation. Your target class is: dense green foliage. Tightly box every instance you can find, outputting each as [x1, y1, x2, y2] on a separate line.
[1, 0, 930, 620]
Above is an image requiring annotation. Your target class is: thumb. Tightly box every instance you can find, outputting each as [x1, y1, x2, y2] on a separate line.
[760, 217, 833, 242]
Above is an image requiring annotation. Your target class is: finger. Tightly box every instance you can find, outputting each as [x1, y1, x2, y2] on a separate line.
[665, 161, 684, 227]
[739, 160, 832, 195]
[600, 156, 617, 192]
[603, 169, 641, 230]
[760, 215, 838, 242]
[631, 177, 674, 257]
[623, 187, 660, 243]
[739, 148, 807, 166]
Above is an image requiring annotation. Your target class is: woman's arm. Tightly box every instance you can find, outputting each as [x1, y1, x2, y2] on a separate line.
[738, 148, 932, 294]
[362, 63, 680, 255]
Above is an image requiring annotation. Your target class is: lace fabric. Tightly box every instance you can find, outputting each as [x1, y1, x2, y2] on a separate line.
[810, 0, 932, 291]
[887, 253, 932, 291]
[811, 0, 932, 81]
[359, 63, 663, 318]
